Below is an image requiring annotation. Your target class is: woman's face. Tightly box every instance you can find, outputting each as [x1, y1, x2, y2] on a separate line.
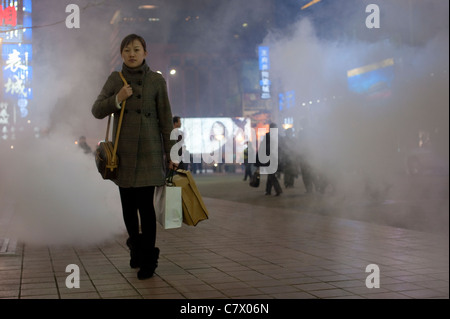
[212, 122, 225, 141]
[121, 39, 147, 68]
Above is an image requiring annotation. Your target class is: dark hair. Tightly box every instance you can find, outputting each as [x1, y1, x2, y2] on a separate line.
[210, 121, 227, 141]
[173, 116, 181, 124]
[120, 34, 147, 53]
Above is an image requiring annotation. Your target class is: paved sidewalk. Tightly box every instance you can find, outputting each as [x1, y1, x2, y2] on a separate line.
[0, 197, 448, 299]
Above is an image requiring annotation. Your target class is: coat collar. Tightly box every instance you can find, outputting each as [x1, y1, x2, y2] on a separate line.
[121, 60, 150, 77]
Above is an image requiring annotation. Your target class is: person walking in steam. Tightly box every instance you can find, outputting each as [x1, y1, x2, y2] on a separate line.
[256, 123, 283, 196]
[92, 34, 176, 280]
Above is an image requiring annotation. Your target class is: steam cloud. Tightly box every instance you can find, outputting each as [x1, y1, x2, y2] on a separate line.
[260, 1, 448, 232]
[0, 0, 448, 246]
[1, 135, 124, 246]
[1, 0, 124, 246]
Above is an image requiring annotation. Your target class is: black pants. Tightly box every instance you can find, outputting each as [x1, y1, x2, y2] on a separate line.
[119, 186, 156, 250]
[266, 173, 282, 195]
[300, 161, 318, 193]
[243, 163, 252, 180]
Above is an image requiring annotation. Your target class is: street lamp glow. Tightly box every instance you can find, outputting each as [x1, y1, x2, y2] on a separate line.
[138, 5, 158, 10]
[301, 0, 321, 10]
[170, 69, 177, 75]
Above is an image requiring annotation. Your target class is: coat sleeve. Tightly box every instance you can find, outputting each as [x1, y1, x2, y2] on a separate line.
[155, 75, 175, 161]
[92, 72, 121, 119]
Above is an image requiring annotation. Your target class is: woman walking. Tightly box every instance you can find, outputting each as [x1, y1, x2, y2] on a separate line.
[92, 34, 176, 279]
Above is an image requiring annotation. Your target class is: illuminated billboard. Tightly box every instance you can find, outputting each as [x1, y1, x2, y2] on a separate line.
[347, 58, 394, 98]
[178, 117, 252, 164]
[1, 0, 33, 142]
[259, 46, 271, 99]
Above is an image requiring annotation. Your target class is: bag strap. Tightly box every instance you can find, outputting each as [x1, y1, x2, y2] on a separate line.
[105, 115, 112, 142]
[166, 169, 175, 186]
[105, 72, 128, 165]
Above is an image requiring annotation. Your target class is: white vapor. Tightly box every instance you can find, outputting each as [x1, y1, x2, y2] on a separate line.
[1, 133, 125, 246]
[0, 0, 125, 246]
[259, 1, 449, 231]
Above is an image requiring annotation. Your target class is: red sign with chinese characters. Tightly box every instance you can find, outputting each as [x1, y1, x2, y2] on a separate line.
[1, 6, 17, 27]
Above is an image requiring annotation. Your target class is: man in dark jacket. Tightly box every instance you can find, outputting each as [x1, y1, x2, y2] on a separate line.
[256, 123, 282, 196]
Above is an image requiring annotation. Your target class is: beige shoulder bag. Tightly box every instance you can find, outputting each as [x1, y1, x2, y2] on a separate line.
[95, 72, 128, 180]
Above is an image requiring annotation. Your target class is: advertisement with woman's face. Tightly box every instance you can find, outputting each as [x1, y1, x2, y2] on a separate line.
[179, 117, 252, 164]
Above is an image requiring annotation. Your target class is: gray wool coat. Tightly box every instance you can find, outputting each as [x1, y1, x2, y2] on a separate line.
[92, 62, 175, 188]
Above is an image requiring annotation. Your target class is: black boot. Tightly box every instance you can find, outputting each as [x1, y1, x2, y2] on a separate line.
[137, 247, 160, 280]
[126, 235, 142, 269]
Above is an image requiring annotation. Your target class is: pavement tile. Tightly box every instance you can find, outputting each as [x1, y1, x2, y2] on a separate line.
[58, 281, 97, 294]
[381, 282, 424, 292]
[60, 292, 101, 299]
[20, 294, 60, 299]
[211, 281, 251, 291]
[94, 283, 134, 292]
[415, 280, 449, 289]
[308, 288, 355, 298]
[137, 286, 181, 296]
[293, 282, 337, 291]
[271, 291, 316, 299]
[399, 289, 448, 299]
[143, 293, 185, 299]
[182, 290, 227, 299]
[216, 287, 261, 298]
[20, 287, 59, 297]
[91, 277, 128, 286]
[364, 291, 412, 299]
[99, 289, 141, 298]
[20, 276, 55, 284]
[0, 193, 447, 301]
[257, 285, 300, 294]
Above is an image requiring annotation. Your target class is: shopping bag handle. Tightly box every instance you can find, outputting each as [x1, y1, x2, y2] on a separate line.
[166, 169, 175, 186]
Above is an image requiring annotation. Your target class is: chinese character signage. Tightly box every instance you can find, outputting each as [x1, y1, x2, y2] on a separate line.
[2, 44, 33, 100]
[279, 93, 284, 111]
[0, 5, 17, 27]
[279, 91, 295, 111]
[1, 0, 33, 142]
[258, 46, 271, 100]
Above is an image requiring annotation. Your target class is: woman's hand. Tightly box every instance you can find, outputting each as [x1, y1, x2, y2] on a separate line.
[117, 84, 133, 104]
[168, 161, 178, 171]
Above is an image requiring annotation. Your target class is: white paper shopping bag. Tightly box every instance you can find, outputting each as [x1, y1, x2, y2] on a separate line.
[154, 185, 182, 229]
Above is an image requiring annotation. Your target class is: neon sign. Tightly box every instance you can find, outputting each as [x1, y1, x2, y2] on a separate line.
[0, 6, 17, 27]
[259, 46, 271, 100]
[1, 1, 32, 142]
